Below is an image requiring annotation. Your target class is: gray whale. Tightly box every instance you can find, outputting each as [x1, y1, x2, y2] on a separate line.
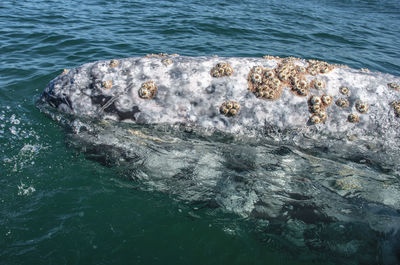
[38, 54, 400, 264]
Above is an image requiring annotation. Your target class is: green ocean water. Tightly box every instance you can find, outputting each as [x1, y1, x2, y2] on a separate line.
[1, 1, 400, 264]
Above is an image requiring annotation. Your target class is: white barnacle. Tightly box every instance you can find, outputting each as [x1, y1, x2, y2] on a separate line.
[310, 95, 322, 105]
[321, 95, 332, 106]
[109, 59, 120, 68]
[318, 111, 327, 120]
[102, 80, 113, 90]
[298, 88, 308, 96]
[253, 66, 263, 74]
[252, 73, 262, 83]
[340, 86, 350, 96]
[355, 101, 369, 114]
[161, 58, 173, 66]
[229, 109, 237, 115]
[310, 104, 321, 113]
[388, 83, 400, 90]
[335, 98, 350, 108]
[313, 79, 325, 90]
[265, 70, 275, 79]
[310, 115, 321, 124]
[348, 113, 360, 123]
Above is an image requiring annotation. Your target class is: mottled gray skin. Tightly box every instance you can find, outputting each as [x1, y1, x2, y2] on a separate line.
[40, 55, 400, 172]
[41, 56, 400, 135]
[39, 56, 400, 264]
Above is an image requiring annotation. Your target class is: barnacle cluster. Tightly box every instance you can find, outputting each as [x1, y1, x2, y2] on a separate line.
[307, 59, 333, 75]
[138, 80, 157, 99]
[307, 94, 332, 124]
[248, 66, 284, 100]
[388, 83, 400, 91]
[355, 100, 369, 114]
[336, 98, 350, 108]
[348, 113, 360, 123]
[277, 61, 311, 97]
[220, 101, 240, 117]
[392, 101, 400, 117]
[210, 62, 234, 78]
[102, 80, 113, 90]
[109, 59, 119, 68]
[310, 79, 326, 90]
[339, 86, 350, 96]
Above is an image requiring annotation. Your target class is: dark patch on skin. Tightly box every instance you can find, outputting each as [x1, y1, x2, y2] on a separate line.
[205, 85, 216, 94]
[219, 117, 229, 127]
[288, 202, 332, 224]
[169, 68, 183, 79]
[190, 98, 203, 107]
[117, 106, 140, 121]
[175, 91, 184, 97]
[91, 95, 113, 106]
[91, 95, 140, 121]
[44, 92, 72, 110]
[121, 69, 130, 76]
[272, 146, 293, 156]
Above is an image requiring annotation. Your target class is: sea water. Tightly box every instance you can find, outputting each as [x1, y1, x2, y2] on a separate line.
[1, 1, 400, 264]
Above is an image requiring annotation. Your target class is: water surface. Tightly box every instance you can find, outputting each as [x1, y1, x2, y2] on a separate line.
[1, 1, 400, 264]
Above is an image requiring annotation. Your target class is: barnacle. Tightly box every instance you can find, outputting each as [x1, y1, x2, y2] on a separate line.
[272, 78, 281, 86]
[348, 113, 360, 123]
[311, 79, 326, 90]
[109, 59, 119, 68]
[310, 104, 321, 114]
[62, 69, 70, 75]
[388, 83, 400, 91]
[102, 80, 113, 90]
[251, 73, 263, 83]
[220, 101, 240, 117]
[210, 62, 234, 78]
[138, 80, 157, 99]
[392, 101, 400, 117]
[318, 111, 328, 121]
[161, 58, 173, 66]
[253, 66, 263, 74]
[336, 98, 350, 108]
[247, 66, 284, 101]
[355, 100, 369, 114]
[278, 71, 289, 81]
[321, 95, 333, 106]
[290, 77, 309, 97]
[308, 68, 318, 76]
[265, 69, 275, 79]
[296, 66, 306, 73]
[309, 95, 322, 105]
[339, 86, 350, 96]
[297, 88, 309, 96]
[309, 114, 322, 124]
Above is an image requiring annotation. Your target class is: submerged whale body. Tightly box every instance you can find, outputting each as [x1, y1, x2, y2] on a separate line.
[38, 54, 400, 264]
